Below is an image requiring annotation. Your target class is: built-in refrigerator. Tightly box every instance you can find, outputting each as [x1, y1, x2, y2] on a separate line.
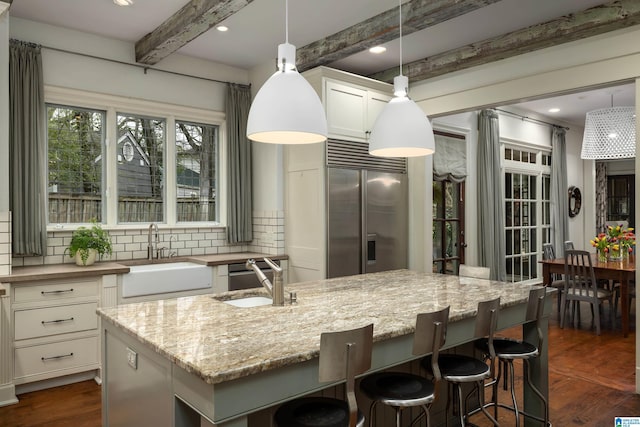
[327, 167, 408, 278]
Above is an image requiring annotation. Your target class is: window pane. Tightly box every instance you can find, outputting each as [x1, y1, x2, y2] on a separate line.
[176, 121, 218, 222]
[47, 105, 105, 224]
[117, 113, 165, 223]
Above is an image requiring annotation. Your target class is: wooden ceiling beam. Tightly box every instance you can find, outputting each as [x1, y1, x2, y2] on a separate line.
[135, 0, 254, 65]
[296, 0, 500, 73]
[369, 0, 640, 84]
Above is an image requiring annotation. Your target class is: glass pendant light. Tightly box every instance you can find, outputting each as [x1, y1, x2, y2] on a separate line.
[246, 0, 327, 144]
[368, 0, 435, 157]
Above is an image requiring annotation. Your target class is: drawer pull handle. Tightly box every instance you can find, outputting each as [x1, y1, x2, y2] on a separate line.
[41, 288, 74, 295]
[41, 317, 74, 325]
[41, 353, 74, 362]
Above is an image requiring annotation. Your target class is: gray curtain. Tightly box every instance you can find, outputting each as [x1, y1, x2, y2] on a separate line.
[550, 127, 569, 257]
[9, 40, 47, 256]
[595, 162, 608, 233]
[226, 83, 253, 243]
[477, 110, 505, 281]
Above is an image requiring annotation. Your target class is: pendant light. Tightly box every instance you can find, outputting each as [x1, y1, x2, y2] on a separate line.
[368, 0, 435, 157]
[246, 0, 327, 144]
[580, 94, 636, 159]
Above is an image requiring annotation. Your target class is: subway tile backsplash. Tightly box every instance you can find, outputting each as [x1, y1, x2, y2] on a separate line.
[11, 211, 285, 266]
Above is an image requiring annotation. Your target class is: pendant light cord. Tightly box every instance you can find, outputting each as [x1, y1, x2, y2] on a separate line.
[285, 0, 289, 44]
[399, 0, 403, 77]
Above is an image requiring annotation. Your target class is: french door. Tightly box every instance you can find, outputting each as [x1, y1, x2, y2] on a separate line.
[433, 180, 465, 274]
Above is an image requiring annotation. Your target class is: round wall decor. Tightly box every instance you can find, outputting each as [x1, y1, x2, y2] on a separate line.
[568, 186, 581, 218]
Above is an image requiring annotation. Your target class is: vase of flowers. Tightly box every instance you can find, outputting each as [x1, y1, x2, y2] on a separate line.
[590, 224, 636, 263]
[590, 233, 609, 262]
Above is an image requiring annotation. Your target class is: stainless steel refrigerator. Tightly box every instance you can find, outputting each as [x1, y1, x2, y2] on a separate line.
[327, 167, 408, 278]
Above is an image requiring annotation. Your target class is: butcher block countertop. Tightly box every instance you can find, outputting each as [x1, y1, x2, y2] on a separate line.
[97, 269, 539, 385]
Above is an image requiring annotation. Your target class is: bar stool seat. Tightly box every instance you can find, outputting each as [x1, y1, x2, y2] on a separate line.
[475, 287, 549, 427]
[359, 307, 449, 427]
[422, 298, 501, 427]
[274, 397, 365, 427]
[274, 324, 374, 427]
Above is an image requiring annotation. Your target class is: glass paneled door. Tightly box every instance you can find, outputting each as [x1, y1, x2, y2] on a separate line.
[433, 180, 465, 274]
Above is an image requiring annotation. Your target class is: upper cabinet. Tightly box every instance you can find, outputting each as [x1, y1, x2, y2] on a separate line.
[304, 67, 393, 143]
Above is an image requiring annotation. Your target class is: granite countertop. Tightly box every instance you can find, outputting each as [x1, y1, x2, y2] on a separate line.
[98, 269, 537, 385]
[0, 253, 288, 283]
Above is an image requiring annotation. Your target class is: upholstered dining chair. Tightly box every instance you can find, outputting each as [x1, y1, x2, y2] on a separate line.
[274, 324, 374, 427]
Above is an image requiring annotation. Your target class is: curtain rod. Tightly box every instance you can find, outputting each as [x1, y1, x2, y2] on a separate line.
[13, 39, 250, 88]
[494, 108, 569, 131]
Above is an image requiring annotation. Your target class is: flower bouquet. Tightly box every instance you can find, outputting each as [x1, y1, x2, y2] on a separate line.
[590, 224, 636, 262]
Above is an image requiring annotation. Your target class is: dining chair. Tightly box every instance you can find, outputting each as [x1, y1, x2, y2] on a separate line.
[542, 243, 564, 313]
[560, 249, 615, 335]
[274, 324, 374, 427]
[360, 306, 450, 427]
[459, 264, 491, 280]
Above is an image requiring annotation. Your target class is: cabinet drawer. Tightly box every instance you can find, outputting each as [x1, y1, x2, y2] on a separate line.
[13, 279, 99, 303]
[14, 303, 98, 340]
[14, 336, 98, 379]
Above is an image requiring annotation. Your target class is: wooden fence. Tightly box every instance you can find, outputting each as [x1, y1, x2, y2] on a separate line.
[48, 194, 216, 223]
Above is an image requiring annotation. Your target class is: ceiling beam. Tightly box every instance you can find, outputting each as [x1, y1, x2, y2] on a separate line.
[296, 0, 500, 73]
[369, 0, 640, 84]
[135, 0, 254, 65]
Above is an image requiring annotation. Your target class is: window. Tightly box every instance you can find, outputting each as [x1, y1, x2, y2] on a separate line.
[47, 105, 105, 223]
[45, 90, 223, 228]
[175, 121, 218, 222]
[503, 145, 551, 284]
[117, 113, 165, 223]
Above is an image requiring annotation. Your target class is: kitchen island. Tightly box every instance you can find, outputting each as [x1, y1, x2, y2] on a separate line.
[98, 270, 551, 426]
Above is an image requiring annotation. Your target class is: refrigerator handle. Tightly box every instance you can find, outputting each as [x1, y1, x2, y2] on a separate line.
[367, 233, 376, 264]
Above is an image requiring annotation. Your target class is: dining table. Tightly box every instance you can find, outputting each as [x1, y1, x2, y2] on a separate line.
[541, 253, 635, 337]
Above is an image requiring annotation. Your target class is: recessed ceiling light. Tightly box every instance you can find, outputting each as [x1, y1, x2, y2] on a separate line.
[113, 0, 133, 6]
[548, 108, 560, 113]
[369, 46, 387, 54]
[216, 25, 229, 32]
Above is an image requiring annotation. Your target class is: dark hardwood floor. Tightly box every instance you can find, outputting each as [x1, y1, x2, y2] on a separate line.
[0, 293, 637, 427]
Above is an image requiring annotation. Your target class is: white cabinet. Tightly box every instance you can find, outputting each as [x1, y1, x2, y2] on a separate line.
[324, 79, 391, 142]
[10, 277, 101, 386]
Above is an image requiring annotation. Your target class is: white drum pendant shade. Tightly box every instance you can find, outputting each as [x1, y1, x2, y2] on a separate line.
[581, 106, 636, 159]
[369, 77, 435, 157]
[247, 43, 327, 144]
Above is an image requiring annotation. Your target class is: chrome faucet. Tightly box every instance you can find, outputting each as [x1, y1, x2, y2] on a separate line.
[147, 223, 159, 260]
[245, 258, 284, 306]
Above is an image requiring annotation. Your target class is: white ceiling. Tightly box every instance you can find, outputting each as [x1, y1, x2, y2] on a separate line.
[9, 0, 636, 127]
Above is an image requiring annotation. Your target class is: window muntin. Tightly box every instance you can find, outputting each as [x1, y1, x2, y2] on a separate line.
[503, 146, 551, 284]
[47, 104, 105, 224]
[116, 113, 165, 223]
[175, 121, 219, 222]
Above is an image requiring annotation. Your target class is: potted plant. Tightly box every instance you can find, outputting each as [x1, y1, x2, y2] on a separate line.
[66, 221, 113, 266]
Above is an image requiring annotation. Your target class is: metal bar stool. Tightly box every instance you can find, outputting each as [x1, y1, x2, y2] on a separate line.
[274, 323, 374, 427]
[359, 306, 450, 427]
[422, 298, 500, 427]
[477, 287, 550, 426]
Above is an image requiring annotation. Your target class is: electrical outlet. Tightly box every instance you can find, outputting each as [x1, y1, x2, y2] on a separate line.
[126, 347, 137, 370]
